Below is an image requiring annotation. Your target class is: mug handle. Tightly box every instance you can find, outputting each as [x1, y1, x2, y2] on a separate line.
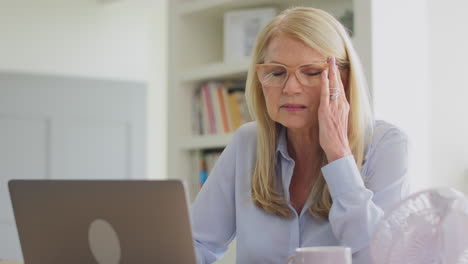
[286, 256, 295, 264]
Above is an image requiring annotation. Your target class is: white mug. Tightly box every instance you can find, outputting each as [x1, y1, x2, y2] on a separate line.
[287, 246, 352, 264]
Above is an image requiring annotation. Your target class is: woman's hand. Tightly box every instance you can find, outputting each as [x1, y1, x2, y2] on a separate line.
[318, 56, 352, 163]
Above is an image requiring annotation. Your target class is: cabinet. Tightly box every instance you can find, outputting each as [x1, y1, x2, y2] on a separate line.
[167, 0, 368, 262]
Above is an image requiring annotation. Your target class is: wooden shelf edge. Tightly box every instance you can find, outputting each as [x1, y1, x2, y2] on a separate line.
[176, 0, 232, 15]
[180, 59, 251, 83]
[180, 133, 234, 150]
[176, 0, 274, 16]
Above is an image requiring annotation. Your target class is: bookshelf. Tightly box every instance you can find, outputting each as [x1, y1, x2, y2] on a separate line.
[168, 0, 360, 198]
[167, 0, 370, 263]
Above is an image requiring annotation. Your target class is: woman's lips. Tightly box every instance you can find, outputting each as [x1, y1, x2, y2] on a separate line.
[280, 104, 307, 112]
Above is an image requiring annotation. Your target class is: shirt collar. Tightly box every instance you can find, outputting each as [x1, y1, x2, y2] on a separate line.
[275, 125, 293, 162]
[275, 125, 297, 205]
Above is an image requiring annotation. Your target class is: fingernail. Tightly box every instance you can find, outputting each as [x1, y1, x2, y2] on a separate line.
[331, 57, 336, 66]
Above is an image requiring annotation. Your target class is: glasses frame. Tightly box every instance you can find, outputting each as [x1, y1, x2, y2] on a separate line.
[256, 60, 328, 88]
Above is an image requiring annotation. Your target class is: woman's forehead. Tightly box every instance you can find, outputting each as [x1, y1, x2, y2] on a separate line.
[264, 35, 326, 66]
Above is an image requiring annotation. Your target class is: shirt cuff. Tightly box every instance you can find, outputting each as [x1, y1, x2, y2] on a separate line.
[321, 155, 365, 198]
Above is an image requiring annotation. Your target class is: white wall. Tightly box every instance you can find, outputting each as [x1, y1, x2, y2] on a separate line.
[367, 0, 468, 194]
[0, 0, 149, 80]
[0, 0, 167, 179]
[428, 0, 468, 193]
[368, 0, 431, 192]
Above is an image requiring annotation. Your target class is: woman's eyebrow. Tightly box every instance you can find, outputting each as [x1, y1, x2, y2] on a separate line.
[264, 60, 327, 66]
[265, 60, 287, 65]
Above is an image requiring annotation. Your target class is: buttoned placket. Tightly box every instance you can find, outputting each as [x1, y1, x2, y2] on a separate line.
[276, 125, 318, 255]
[279, 152, 314, 256]
[284, 158, 317, 250]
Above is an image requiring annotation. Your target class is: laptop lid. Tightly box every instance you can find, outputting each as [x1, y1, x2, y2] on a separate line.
[8, 179, 197, 264]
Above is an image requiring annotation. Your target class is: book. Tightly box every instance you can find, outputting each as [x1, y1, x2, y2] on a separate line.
[192, 80, 250, 135]
[197, 149, 223, 189]
[209, 81, 224, 134]
[192, 87, 203, 135]
[217, 84, 231, 133]
[202, 82, 216, 134]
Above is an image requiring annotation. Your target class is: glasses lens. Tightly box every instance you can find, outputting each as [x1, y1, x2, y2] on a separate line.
[297, 63, 327, 86]
[257, 64, 287, 87]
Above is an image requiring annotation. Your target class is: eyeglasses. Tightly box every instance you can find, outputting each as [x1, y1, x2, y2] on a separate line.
[256, 61, 328, 88]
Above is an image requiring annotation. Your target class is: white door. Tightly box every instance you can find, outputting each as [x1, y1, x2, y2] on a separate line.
[0, 72, 146, 261]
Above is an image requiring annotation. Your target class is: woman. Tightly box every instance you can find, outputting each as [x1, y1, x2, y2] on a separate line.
[191, 7, 409, 264]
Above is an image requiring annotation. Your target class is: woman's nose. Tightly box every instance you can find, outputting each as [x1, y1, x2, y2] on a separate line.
[282, 72, 302, 94]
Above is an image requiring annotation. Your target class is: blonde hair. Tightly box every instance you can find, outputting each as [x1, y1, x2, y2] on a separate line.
[245, 7, 374, 219]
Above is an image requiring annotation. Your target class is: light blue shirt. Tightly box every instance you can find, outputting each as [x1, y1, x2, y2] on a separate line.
[191, 120, 409, 264]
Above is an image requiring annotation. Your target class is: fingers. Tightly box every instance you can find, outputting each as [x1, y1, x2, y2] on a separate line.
[328, 57, 338, 90]
[328, 56, 346, 102]
[335, 61, 347, 101]
[320, 69, 330, 107]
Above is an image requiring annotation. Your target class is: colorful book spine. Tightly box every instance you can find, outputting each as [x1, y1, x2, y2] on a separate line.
[227, 87, 243, 130]
[217, 85, 230, 133]
[199, 157, 208, 188]
[209, 81, 223, 134]
[202, 82, 216, 134]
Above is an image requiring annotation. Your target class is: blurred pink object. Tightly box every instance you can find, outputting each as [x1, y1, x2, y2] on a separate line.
[371, 188, 468, 264]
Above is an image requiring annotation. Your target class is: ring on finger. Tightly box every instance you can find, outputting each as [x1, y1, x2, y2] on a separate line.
[330, 93, 340, 101]
[329, 88, 340, 100]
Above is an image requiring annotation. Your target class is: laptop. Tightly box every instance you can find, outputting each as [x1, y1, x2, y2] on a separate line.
[8, 179, 197, 264]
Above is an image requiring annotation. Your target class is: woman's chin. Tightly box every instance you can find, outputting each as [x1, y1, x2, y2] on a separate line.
[279, 120, 313, 130]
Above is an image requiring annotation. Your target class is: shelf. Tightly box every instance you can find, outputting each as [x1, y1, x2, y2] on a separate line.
[176, 0, 276, 16]
[176, 0, 349, 17]
[180, 59, 250, 83]
[180, 133, 234, 150]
